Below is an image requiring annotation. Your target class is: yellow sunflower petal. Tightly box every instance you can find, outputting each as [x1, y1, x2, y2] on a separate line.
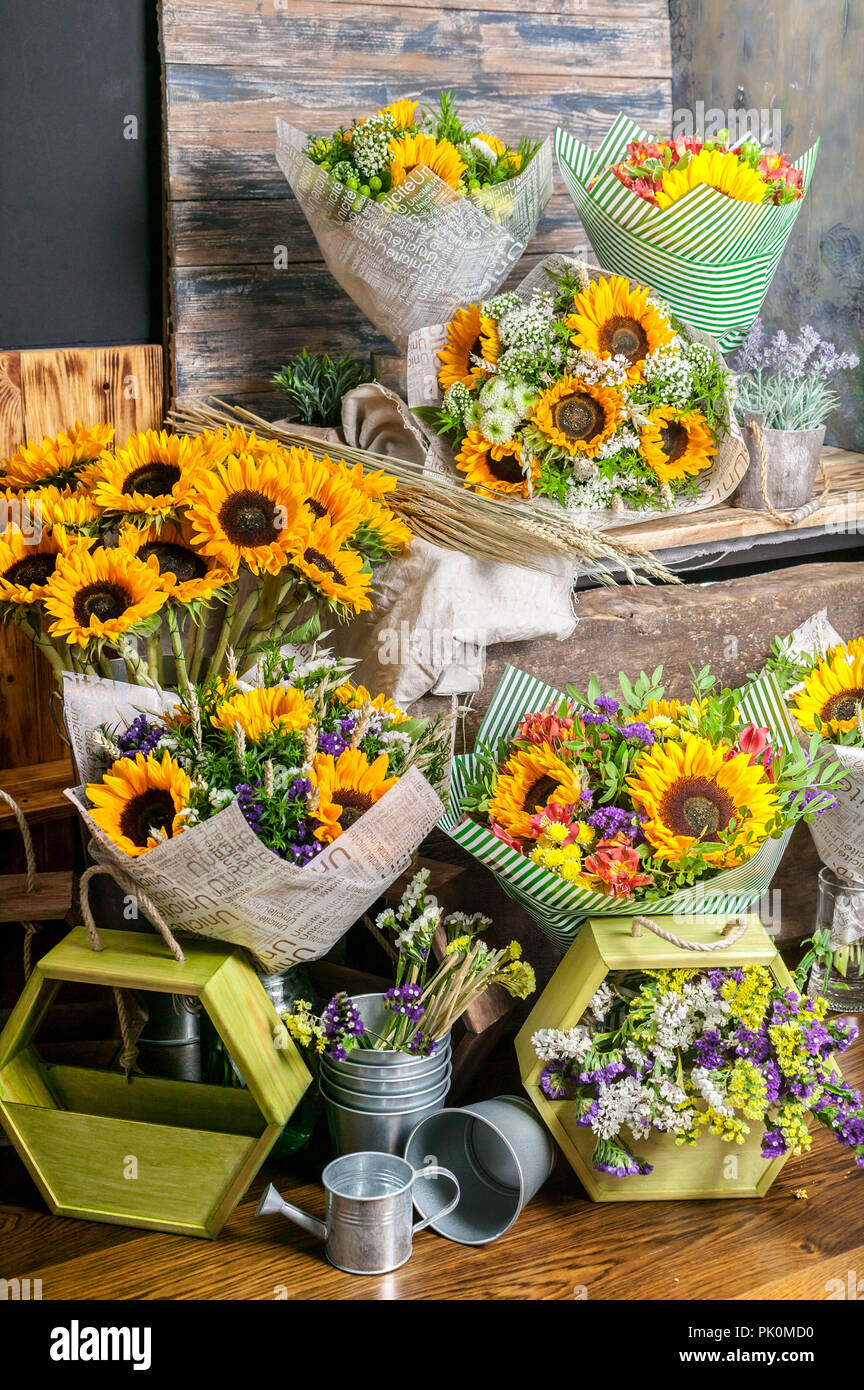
[309, 747, 399, 842]
[387, 132, 465, 191]
[92, 430, 212, 519]
[210, 685, 314, 743]
[791, 649, 864, 737]
[87, 750, 191, 857]
[185, 451, 306, 576]
[488, 746, 584, 840]
[639, 406, 717, 485]
[531, 376, 622, 457]
[437, 303, 500, 391]
[566, 275, 676, 384]
[454, 431, 537, 498]
[42, 544, 170, 647]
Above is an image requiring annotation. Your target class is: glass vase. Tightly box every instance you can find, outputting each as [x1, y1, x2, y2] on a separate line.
[807, 868, 864, 1012]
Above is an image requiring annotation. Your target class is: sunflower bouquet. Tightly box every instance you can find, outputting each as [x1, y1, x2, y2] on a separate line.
[442, 661, 843, 954]
[410, 257, 746, 522]
[275, 91, 553, 350]
[65, 649, 449, 973]
[555, 113, 818, 351]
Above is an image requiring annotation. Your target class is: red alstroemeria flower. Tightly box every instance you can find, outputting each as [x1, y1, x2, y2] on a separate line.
[726, 723, 774, 780]
[518, 703, 576, 746]
[584, 833, 654, 899]
[490, 820, 523, 852]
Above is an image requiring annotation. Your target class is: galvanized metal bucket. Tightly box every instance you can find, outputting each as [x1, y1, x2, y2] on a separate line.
[324, 1088, 449, 1157]
[320, 1065, 452, 1114]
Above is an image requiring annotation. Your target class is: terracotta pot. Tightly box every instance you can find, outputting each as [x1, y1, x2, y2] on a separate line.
[734, 411, 826, 512]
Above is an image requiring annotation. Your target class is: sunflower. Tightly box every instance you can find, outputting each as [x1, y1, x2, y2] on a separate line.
[117, 518, 235, 604]
[92, 430, 211, 519]
[87, 751, 191, 857]
[472, 131, 521, 172]
[333, 458, 398, 499]
[42, 544, 170, 647]
[488, 746, 584, 841]
[656, 150, 768, 209]
[454, 431, 538, 498]
[531, 377, 622, 458]
[352, 490, 412, 555]
[334, 681, 408, 722]
[387, 132, 466, 190]
[281, 447, 366, 535]
[292, 519, 373, 612]
[210, 685, 313, 743]
[791, 648, 864, 737]
[186, 452, 307, 576]
[7, 485, 104, 532]
[437, 303, 501, 391]
[639, 407, 717, 485]
[309, 748, 399, 842]
[626, 733, 779, 869]
[566, 275, 676, 383]
[3, 421, 115, 491]
[0, 524, 84, 605]
[195, 425, 284, 469]
[378, 98, 418, 131]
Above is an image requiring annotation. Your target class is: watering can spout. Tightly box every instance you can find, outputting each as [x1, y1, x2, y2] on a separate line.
[255, 1183, 327, 1240]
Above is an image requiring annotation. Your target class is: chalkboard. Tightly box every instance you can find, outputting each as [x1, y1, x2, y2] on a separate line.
[0, 0, 162, 351]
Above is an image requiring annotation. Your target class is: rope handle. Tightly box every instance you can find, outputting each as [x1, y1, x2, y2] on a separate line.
[0, 789, 37, 894]
[631, 914, 749, 953]
[747, 419, 830, 529]
[79, 862, 185, 962]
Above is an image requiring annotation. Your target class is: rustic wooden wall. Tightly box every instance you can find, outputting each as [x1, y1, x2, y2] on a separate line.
[161, 0, 673, 415]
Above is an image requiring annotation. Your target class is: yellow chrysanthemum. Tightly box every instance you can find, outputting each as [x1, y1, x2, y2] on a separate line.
[639, 406, 717, 485]
[454, 431, 538, 498]
[2, 421, 115, 491]
[281, 447, 366, 536]
[186, 451, 307, 576]
[566, 275, 676, 383]
[210, 685, 313, 743]
[437, 303, 501, 391]
[87, 751, 191, 858]
[291, 519, 373, 613]
[378, 98, 418, 131]
[42, 544, 170, 647]
[488, 746, 584, 841]
[656, 149, 768, 210]
[309, 748, 399, 842]
[387, 132, 466, 191]
[92, 430, 211, 518]
[117, 518, 235, 604]
[791, 648, 864, 737]
[626, 733, 779, 869]
[531, 376, 622, 457]
[334, 681, 408, 722]
[0, 524, 85, 605]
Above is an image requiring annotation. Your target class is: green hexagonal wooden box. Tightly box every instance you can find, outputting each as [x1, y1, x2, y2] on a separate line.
[0, 927, 311, 1238]
[516, 914, 809, 1202]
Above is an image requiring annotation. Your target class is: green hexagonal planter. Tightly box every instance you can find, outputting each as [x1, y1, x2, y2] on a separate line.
[516, 914, 811, 1202]
[0, 926, 311, 1237]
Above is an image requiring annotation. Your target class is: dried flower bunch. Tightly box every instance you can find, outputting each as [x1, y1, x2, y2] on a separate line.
[463, 663, 843, 902]
[734, 321, 859, 431]
[283, 869, 535, 1058]
[532, 967, 863, 1178]
[422, 265, 731, 513]
[606, 131, 805, 209]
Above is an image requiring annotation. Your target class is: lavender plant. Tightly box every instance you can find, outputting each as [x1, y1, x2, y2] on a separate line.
[734, 322, 859, 431]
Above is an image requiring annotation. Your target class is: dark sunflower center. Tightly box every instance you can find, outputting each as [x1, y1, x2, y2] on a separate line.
[138, 541, 207, 584]
[333, 788, 374, 829]
[659, 422, 688, 464]
[469, 335, 483, 360]
[553, 392, 605, 443]
[119, 788, 176, 847]
[72, 581, 131, 625]
[304, 547, 345, 586]
[822, 690, 864, 723]
[660, 776, 734, 839]
[4, 554, 56, 587]
[488, 451, 525, 484]
[219, 490, 278, 546]
[123, 462, 181, 498]
[526, 775, 560, 810]
[305, 497, 329, 520]
[598, 315, 648, 363]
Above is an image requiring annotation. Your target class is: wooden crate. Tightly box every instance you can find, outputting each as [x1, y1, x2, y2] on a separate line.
[515, 914, 804, 1201]
[0, 927, 311, 1237]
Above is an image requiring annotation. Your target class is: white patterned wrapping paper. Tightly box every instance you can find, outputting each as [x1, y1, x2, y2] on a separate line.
[275, 119, 553, 353]
[61, 674, 444, 973]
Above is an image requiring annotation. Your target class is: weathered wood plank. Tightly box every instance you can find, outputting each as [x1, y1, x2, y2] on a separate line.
[18, 347, 164, 449]
[0, 352, 24, 458]
[162, 2, 673, 78]
[0, 759, 78, 830]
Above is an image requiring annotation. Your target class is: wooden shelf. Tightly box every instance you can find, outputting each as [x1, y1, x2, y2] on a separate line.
[614, 446, 863, 553]
[0, 759, 77, 832]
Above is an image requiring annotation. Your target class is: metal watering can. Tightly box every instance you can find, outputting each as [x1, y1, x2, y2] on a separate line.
[256, 1151, 460, 1275]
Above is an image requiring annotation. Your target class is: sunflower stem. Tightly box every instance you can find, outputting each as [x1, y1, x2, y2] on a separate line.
[146, 632, 164, 688]
[206, 588, 238, 684]
[30, 631, 67, 678]
[165, 605, 191, 697]
[227, 588, 260, 656]
[119, 639, 159, 690]
[188, 612, 207, 684]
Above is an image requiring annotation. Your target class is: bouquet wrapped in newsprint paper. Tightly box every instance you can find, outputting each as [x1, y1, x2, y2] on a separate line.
[440, 661, 841, 955]
[62, 655, 449, 974]
[555, 113, 818, 352]
[275, 92, 553, 351]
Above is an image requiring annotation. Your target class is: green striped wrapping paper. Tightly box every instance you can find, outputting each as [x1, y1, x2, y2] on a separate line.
[439, 664, 797, 954]
[554, 113, 819, 352]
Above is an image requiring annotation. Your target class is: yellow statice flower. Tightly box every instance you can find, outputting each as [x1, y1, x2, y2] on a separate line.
[698, 1106, 750, 1144]
[777, 1102, 812, 1157]
[728, 1057, 769, 1120]
[721, 965, 773, 1029]
[445, 934, 472, 956]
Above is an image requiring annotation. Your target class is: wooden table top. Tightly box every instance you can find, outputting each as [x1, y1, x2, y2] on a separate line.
[1, 1035, 861, 1301]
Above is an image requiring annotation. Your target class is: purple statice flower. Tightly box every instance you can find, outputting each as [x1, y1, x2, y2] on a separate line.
[762, 1059, 783, 1104]
[761, 1128, 788, 1159]
[707, 966, 743, 994]
[317, 729, 348, 758]
[733, 1024, 771, 1062]
[693, 1029, 726, 1070]
[801, 1018, 835, 1060]
[338, 716, 357, 738]
[236, 781, 264, 831]
[580, 710, 606, 726]
[593, 1138, 653, 1177]
[588, 805, 640, 841]
[321, 993, 366, 1061]
[117, 714, 165, 758]
[579, 1059, 628, 1086]
[619, 721, 656, 746]
[574, 1098, 599, 1127]
[406, 1031, 438, 1057]
[579, 788, 593, 806]
[540, 1059, 577, 1100]
[594, 696, 620, 717]
[833, 1018, 860, 1053]
[383, 982, 425, 1023]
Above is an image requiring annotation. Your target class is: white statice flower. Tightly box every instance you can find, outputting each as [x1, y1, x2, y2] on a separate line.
[378, 728, 412, 756]
[625, 1040, 646, 1068]
[444, 910, 492, 932]
[531, 1025, 592, 1064]
[567, 347, 631, 388]
[690, 1066, 732, 1115]
[395, 902, 441, 951]
[592, 1074, 653, 1141]
[595, 426, 641, 460]
[482, 292, 521, 321]
[208, 787, 237, 810]
[589, 981, 615, 1022]
[653, 991, 698, 1050]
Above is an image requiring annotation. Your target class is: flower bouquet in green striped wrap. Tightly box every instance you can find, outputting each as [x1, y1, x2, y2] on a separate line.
[440, 662, 843, 955]
[555, 113, 819, 353]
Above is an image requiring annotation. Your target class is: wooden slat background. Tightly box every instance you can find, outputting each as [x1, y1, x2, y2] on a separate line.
[161, 0, 673, 414]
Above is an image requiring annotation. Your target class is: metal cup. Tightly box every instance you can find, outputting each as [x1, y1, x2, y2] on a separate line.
[320, 1067, 451, 1114]
[403, 1095, 556, 1244]
[256, 1152, 460, 1275]
[324, 1088, 449, 1157]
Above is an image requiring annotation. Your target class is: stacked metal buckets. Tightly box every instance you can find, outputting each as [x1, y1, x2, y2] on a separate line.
[321, 994, 452, 1156]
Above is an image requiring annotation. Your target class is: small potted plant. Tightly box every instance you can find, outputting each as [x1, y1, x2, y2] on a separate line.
[733, 322, 859, 513]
